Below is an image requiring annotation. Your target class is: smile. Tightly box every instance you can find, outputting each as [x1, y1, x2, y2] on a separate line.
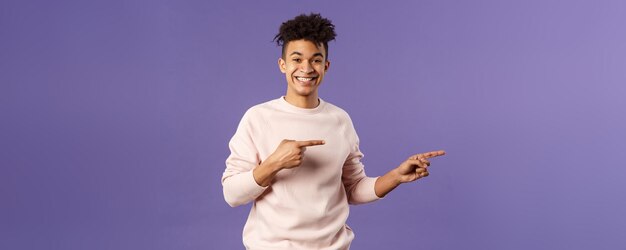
[295, 76, 317, 82]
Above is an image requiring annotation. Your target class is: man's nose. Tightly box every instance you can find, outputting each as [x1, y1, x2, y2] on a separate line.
[300, 62, 314, 73]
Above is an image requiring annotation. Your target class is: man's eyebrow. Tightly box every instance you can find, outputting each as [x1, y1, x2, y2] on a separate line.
[288, 51, 325, 58]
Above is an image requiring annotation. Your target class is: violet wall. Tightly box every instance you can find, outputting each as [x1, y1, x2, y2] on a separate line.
[2, 0, 625, 249]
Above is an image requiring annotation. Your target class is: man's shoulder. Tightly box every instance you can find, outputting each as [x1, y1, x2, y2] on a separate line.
[239, 98, 280, 120]
[322, 99, 353, 121]
[323, 100, 346, 112]
[246, 98, 278, 112]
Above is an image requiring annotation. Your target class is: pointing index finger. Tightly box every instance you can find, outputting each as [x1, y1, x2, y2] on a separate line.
[421, 150, 446, 159]
[296, 140, 326, 147]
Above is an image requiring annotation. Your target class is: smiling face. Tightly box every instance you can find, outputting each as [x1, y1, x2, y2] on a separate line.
[278, 39, 330, 106]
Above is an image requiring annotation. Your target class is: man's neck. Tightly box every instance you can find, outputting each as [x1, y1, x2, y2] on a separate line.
[284, 94, 319, 109]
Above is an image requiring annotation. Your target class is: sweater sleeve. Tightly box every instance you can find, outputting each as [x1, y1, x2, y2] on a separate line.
[341, 119, 381, 205]
[222, 111, 268, 207]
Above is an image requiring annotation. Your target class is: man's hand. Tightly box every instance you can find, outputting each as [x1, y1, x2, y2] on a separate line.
[253, 139, 325, 187]
[375, 150, 446, 197]
[263, 139, 326, 170]
[394, 150, 446, 183]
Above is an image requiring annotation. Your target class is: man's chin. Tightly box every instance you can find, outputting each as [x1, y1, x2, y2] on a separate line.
[289, 85, 316, 95]
[295, 91, 314, 97]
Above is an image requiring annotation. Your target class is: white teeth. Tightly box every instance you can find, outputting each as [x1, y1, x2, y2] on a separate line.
[296, 77, 314, 81]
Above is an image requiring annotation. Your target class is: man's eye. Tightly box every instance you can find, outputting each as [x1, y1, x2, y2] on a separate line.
[314, 59, 322, 63]
[292, 58, 301, 63]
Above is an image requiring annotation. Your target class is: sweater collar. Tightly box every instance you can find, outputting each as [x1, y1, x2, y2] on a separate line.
[276, 96, 326, 115]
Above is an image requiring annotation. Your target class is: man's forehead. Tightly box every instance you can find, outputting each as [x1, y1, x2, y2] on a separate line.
[285, 40, 326, 57]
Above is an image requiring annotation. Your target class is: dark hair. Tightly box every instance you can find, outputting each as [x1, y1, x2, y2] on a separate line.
[273, 13, 337, 59]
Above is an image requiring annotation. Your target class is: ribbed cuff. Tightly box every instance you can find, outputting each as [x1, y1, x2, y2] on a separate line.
[352, 176, 383, 203]
[242, 170, 268, 200]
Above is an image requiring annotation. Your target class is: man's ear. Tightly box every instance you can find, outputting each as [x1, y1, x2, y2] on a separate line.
[325, 60, 330, 72]
[278, 58, 286, 73]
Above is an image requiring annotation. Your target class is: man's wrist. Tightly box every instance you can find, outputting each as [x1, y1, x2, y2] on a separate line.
[253, 161, 282, 187]
[390, 168, 404, 185]
[260, 161, 282, 173]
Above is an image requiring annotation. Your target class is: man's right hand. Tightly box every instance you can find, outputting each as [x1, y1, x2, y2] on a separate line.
[263, 139, 326, 170]
[253, 139, 325, 187]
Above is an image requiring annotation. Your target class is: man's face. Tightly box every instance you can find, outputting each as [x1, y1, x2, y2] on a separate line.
[278, 39, 330, 98]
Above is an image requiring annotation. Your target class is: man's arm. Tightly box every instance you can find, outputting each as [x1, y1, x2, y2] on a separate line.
[222, 111, 268, 207]
[223, 139, 324, 207]
[253, 139, 325, 187]
[374, 150, 446, 198]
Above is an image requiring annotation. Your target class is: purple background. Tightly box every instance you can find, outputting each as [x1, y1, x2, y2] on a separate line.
[2, 0, 625, 249]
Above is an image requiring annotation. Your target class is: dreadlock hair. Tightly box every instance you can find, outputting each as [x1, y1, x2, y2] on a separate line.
[273, 13, 337, 60]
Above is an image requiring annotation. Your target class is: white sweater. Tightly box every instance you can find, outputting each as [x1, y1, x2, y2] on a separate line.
[222, 97, 380, 250]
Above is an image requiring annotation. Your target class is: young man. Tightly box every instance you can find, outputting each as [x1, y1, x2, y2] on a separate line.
[222, 13, 445, 250]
